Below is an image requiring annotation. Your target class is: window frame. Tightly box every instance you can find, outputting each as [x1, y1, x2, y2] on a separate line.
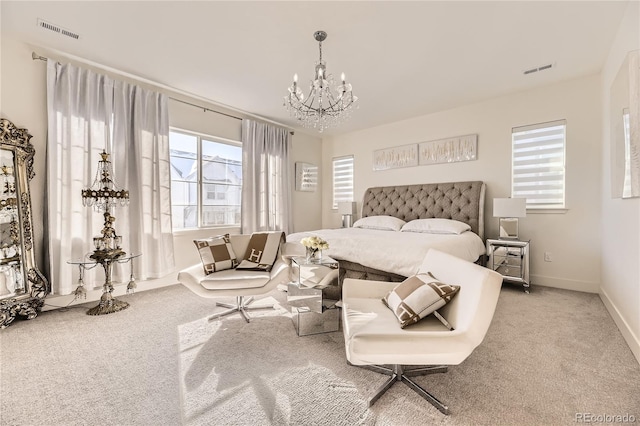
[169, 127, 242, 230]
[332, 155, 355, 209]
[511, 119, 567, 211]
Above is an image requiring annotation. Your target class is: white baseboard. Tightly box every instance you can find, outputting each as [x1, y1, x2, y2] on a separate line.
[599, 288, 640, 365]
[530, 274, 599, 293]
[42, 272, 179, 312]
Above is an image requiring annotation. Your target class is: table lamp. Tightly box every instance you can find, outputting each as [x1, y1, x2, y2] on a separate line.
[338, 201, 357, 228]
[493, 198, 526, 240]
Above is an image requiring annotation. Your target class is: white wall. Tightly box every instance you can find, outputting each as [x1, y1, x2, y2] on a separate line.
[0, 37, 323, 306]
[0, 36, 48, 271]
[600, 1, 640, 363]
[322, 74, 603, 293]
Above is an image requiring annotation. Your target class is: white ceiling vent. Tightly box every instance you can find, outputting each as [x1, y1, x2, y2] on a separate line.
[37, 18, 80, 40]
[523, 63, 554, 75]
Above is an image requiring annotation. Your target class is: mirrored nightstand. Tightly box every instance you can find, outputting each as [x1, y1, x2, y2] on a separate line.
[486, 239, 530, 293]
[287, 256, 340, 336]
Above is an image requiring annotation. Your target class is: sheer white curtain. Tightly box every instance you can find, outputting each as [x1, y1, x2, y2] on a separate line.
[46, 60, 114, 295]
[241, 119, 292, 234]
[46, 61, 174, 295]
[111, 81, 174, 279]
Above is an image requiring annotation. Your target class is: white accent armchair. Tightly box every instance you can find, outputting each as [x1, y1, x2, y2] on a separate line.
[178, 234, 290, 323]
[342, 249, 503, 414]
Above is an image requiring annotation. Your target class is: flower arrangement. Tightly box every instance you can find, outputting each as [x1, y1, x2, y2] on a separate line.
[300, 235, 329, 251]
[300, 235, 329, 262]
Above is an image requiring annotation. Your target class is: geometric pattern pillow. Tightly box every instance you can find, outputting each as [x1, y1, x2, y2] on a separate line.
[193, 234, 238, 275]
[382, 272, 460, 328]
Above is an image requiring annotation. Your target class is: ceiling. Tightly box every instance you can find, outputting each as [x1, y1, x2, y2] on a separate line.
[1, 1, 630, 136]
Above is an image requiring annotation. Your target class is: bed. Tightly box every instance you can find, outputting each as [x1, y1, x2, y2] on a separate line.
[286, 181, 486, 288]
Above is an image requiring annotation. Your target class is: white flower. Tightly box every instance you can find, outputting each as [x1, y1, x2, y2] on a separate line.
[301, 235, 329, 250]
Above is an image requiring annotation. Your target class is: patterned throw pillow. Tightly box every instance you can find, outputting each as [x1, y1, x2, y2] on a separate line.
[194, 234, 238, 275]
[382, 272, 460, 328]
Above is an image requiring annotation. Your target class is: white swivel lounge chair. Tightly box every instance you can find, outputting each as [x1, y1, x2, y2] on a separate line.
[178, 234, 290, 323]
[341, 249, 503, 414]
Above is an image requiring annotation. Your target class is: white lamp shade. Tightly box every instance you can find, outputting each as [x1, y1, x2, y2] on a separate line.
[493, 198, 526, 218]
[338, 201, 357, 215]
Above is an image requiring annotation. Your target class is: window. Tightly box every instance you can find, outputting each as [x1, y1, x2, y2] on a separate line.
[511, 120, 566, 209]
[169, 129, 242, 229]
[332, 155, 354, 209]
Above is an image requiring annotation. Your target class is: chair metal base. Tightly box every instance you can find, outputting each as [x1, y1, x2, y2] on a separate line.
[352, 362, 450, 414]
[207, 296, 275, 323]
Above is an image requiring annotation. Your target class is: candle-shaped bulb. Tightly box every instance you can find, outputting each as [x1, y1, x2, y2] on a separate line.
[341, 72, 346, 82]
[318, 68, 323, 78]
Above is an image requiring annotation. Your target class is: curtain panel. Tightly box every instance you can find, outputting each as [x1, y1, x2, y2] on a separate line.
[46, 60, 174, 295]
[241, 119, 292, 234]
[46, 60, 114, 295]
[111, 81, 175, 279]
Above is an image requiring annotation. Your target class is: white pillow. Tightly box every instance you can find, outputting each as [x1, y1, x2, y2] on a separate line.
[401, 218, 471, 235]
[353, 215, 406, 231]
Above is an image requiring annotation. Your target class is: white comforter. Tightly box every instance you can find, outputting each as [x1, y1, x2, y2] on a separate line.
[286, 228, 486, 278]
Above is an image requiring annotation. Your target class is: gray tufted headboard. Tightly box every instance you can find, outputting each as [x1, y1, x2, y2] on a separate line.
[361, 181, 486, 239]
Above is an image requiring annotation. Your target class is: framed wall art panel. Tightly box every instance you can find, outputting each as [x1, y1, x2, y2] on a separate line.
[295, 162, 318, 192]
[373, 144, 418, 171]
[419, 134, 478, 165]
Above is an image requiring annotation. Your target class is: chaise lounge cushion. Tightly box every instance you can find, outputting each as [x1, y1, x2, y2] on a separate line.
[198, 269, 271, 290]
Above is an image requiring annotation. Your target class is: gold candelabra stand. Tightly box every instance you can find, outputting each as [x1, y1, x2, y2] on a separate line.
[81, 150, 132, 315]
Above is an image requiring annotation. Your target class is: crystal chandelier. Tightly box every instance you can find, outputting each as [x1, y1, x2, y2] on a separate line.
[284, 30, 358, 133]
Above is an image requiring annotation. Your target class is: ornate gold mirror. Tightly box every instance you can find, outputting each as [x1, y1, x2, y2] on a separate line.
[0, 118, 48, 328]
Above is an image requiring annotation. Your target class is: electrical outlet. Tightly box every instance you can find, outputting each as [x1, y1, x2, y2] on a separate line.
[544, 252, 553, 262]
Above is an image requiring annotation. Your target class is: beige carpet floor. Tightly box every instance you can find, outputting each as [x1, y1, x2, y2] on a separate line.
[1, 283, 638, 425]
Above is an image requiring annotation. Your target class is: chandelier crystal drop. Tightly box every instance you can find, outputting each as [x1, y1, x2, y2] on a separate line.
[284, 30, 358, 133]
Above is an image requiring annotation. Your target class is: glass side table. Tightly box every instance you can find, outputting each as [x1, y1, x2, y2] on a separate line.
[288, 256, 340, 336]
[67, 253, 141, 315]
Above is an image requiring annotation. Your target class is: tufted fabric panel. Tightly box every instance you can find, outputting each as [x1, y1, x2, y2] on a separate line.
[361, 181, 485, 239]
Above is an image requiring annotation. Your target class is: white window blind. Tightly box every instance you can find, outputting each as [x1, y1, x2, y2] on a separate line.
[511, 120, 566, 209]
[333, 155, 354, 209]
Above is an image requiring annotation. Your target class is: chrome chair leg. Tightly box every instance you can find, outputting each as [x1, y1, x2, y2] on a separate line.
[368, 374, 397, 407]
[208, 295, 276, 323]
[401, 375, 449, 414]
[351, 363, 450, 414]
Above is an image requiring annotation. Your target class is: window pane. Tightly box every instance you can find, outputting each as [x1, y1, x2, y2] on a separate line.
[203, 139, 242, 161]
[171, 181, 197, 206]
[202, 183, 241, 206]
[170, 132, 198, 183]
[171, 205, 198, 230]
[169, 130, 243, 229]
[202, 205, 241, 227]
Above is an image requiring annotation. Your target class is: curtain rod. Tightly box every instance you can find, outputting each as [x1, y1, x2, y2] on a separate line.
[168, 97, 242, 121]
[31, 51, 294, 134]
